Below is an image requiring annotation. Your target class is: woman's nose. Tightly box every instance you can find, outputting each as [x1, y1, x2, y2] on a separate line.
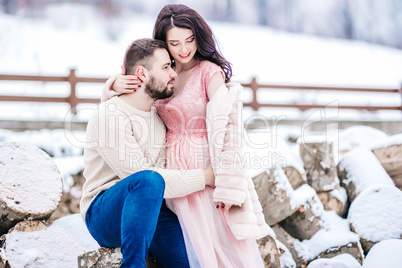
[180, 44, 188, 53]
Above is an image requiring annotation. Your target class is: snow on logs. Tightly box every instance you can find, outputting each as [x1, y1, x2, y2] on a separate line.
[252, 136, 365, 266]
[279, 184, 326, 241]
[337, 148, 394, 202]
[307, 253, 362, 268]
[348, 185, 402, 254]
[0, 142, 63, 235]
[0, 220, 85, 267]
[361, 239, 402, 268]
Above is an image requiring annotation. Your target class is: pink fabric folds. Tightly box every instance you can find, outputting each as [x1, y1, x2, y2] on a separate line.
[155, 61, 265, 267]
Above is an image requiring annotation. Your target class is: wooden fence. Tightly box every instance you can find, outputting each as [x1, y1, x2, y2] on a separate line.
[0, 69, 104, 114]
[0, 68, 401, 113]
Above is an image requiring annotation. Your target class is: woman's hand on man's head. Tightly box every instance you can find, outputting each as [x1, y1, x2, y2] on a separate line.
[111, 66, 144, 94]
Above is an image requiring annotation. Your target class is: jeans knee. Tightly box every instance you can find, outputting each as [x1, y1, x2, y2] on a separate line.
[127, 170, 165, 196]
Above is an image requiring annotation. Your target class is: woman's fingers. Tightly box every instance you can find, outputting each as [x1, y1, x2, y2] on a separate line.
[216, 202, 232, 211]
[113, 75, 143, 93]
[224, 204, 232, 211]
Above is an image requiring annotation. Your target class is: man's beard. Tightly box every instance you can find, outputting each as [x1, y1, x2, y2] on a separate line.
[145, 76, 174, 100]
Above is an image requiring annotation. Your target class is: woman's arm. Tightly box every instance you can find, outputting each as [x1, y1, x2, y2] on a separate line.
[206, 72, 225, 101]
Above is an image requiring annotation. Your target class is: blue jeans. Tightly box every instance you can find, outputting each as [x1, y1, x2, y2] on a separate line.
[85, 170, 190, 268]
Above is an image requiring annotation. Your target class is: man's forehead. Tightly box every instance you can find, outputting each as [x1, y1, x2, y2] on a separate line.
[152, 48, 171, 65]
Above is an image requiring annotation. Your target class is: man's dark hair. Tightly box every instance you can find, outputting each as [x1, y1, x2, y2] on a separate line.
[123, 38, 168, 75]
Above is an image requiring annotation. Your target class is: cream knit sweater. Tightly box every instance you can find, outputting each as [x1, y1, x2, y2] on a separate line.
[80, 96, 205, 221]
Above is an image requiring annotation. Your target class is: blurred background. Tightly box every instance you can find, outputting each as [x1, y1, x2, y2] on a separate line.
[2, 0, 402, 48]
[0, 0, 401, 129]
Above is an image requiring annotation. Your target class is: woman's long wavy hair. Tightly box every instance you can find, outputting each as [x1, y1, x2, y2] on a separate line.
[153, 4, 232, 83]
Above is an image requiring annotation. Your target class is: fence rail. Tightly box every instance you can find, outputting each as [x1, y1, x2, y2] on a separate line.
[0, 69, 401, 113]
[243, 78, 402, 112]
[0, 69, 104, 113]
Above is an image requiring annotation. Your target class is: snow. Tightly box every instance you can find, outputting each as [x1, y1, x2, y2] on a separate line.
[266, 167, 300, 210]
[0, 128, 85, 157]
[0, 142, 62, 213]
[294, 184, 317, 207]
[348, 185, 402, 242]
[293, 184, 327, 230]
[52, 155, 84, 193]
[370, 133, 402, 150]
[2, 214, 98, 267]
[0, 128, 85, 193]
[337, 126, 388, 153]
[51, 214, 99, 252]
[307, 253, 362, 268]
[4, 222, 86, 268]
[294, 211, 361, 261]
[244, 130, 306, 178]
[330, 187, 348, 205]
[298, 135, 334, 144]
[338, 148, 394, 194]
[274, 239, 297, 268]
[362, 239, 402, 268]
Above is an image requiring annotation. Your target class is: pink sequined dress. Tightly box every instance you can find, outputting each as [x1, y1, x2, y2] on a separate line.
[155, 61, 264, 268]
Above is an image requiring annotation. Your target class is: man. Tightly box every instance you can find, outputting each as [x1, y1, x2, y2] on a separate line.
[80, 38, 215, 268]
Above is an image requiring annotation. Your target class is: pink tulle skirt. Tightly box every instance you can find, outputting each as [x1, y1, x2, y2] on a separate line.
[165, 134, 264, 268]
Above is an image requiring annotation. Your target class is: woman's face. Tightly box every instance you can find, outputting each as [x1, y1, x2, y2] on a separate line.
[166, 27, 197, 65]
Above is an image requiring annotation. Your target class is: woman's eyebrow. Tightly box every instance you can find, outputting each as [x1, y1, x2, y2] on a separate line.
[168, 35, 195, 42]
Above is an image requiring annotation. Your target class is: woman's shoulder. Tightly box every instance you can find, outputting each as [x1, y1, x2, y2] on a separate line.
[198, 60, 224, 81]
[199, 60, 221, 70]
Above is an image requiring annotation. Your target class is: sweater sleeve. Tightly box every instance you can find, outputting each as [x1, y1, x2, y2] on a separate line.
[94, 105, 206, 198]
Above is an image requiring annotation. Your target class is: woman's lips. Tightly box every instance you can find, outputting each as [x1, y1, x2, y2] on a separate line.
[180, 52, 191, 59]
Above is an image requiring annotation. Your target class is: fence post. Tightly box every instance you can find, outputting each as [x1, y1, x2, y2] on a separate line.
[250, 77, 259, 111]
[400, 83, 402, 111]
[67, 68, 78, 114]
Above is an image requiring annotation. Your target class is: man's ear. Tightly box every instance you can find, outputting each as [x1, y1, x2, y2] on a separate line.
[136, 66, 147, 82]
[121, 66, 126, 75]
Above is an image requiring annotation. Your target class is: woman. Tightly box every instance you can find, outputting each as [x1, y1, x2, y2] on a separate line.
[103, 4, 270, 267]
